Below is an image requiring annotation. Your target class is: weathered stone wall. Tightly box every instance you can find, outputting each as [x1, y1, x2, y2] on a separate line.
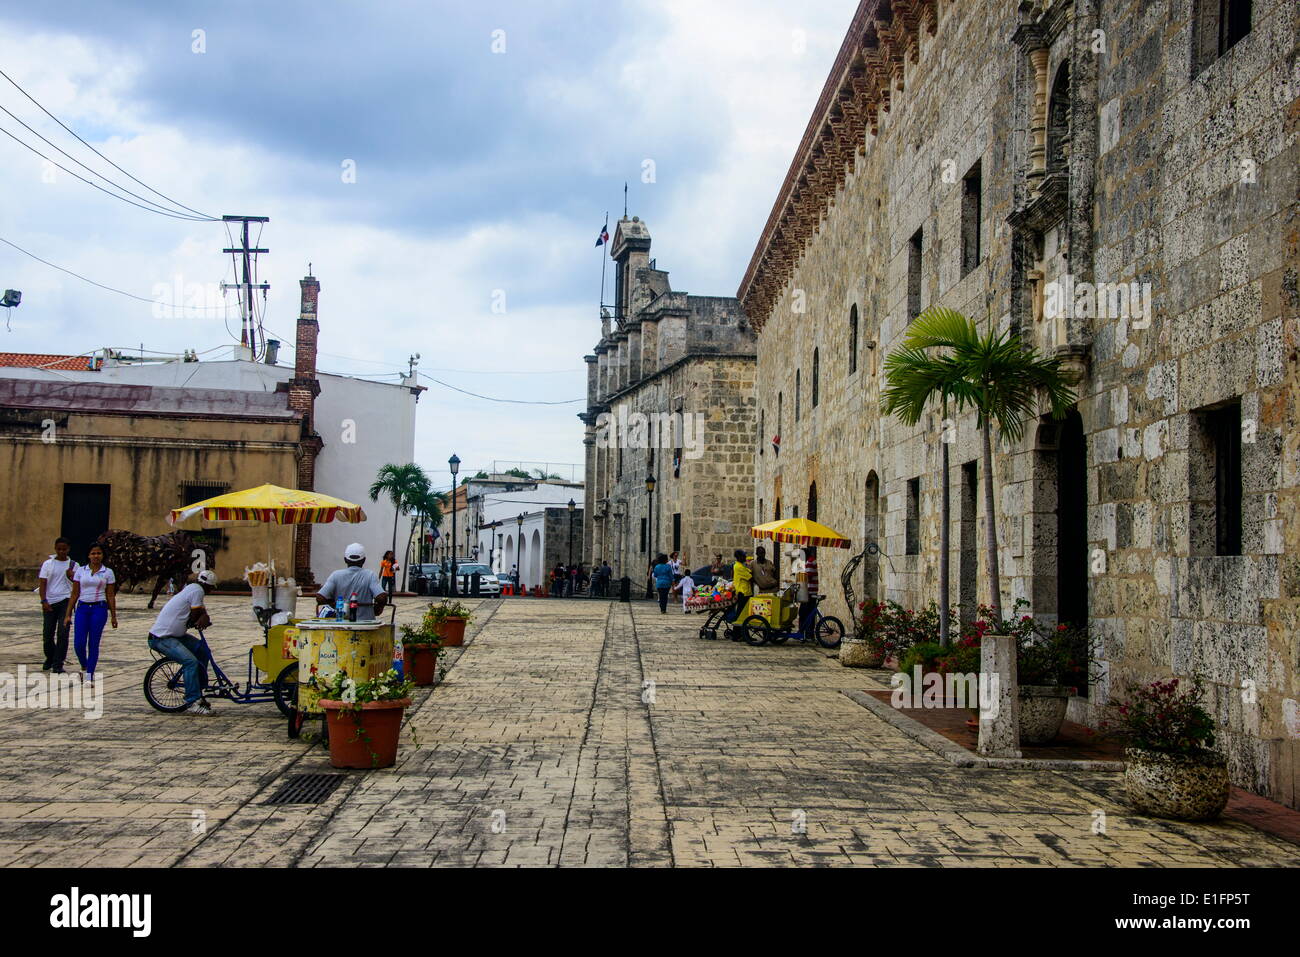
[747, 0, 1298, 806]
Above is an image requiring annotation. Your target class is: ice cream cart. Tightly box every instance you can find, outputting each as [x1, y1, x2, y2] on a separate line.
[289, 618, 395, 738]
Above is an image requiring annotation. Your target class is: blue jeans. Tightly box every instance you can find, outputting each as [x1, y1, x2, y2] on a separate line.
[148, 634, 211, 707]
[73, 601, 109, 675]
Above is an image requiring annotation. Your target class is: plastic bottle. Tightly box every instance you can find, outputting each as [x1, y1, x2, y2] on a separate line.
[335, 595, 345, 619]
[348, 592, 358, 622]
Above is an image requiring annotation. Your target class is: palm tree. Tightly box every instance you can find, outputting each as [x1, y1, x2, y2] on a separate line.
[896, 307, 1078, 624]
[881, 313, 970, 645]
[369, 463, 432, 576]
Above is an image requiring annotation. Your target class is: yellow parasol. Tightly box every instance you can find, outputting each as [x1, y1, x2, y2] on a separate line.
[167, 484, 367, 527]
[750, 517, 851, 549]
[166, 484, 368, 617]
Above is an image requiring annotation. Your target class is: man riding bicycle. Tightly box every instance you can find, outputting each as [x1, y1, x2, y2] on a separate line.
[147, 569, 217, 715]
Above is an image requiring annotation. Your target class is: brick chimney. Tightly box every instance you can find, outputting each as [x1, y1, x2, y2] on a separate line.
[290, 273, 324, 589]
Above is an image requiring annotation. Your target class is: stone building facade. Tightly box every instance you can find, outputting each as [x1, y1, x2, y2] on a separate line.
[581, 216, 757, 581]
[739, 0, 1298, 807]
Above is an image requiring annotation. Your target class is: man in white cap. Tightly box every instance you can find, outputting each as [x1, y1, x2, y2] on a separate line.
[314, 543, 387, 621]
[147, 569, 219, 715]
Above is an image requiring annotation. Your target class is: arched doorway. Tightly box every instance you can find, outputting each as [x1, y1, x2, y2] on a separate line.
[1057, 408, 1087, 628]
[863, 472, 880, 604]
[518, 533, 528, 588]
[530, 529, 542, 587]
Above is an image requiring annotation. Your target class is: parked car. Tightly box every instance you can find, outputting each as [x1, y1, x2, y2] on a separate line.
[410, 563, 444, 595]
[450, 562, 500, 596]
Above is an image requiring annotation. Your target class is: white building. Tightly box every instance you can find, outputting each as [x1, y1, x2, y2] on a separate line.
[470, 482, 584, 589]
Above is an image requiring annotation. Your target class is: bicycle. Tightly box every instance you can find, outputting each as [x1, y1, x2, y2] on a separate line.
[143, 629, 297, 716]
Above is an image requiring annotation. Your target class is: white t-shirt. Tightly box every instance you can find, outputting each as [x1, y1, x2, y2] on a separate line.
[39, 557, 75, 603]
[73, 565, 115, 602]
[151, 583, 206, 638]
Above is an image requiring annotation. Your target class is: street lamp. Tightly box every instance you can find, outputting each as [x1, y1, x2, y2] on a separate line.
[644, 474, 656, 598]
[516, 512, 525, 593]
[448, 453, 460, 595]
[567, 498, 576, 595]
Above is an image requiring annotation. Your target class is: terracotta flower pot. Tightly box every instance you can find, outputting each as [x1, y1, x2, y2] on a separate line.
[318, 698, 411, 769]
[1124, 747, 1229, 821]
[435, 616, 468, 647]
[403, 643, 439, 686]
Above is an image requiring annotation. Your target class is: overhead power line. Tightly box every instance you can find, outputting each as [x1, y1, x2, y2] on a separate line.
[0, 234, 240, 311]
[417, 372, 583, 405]
[0, 66, 217, 220]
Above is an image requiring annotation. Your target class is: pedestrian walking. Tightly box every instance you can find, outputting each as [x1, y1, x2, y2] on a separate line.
[64, 544, 117, 681]
[674, 568, 696, 613]
[379, 550, 398, 597]
[652, 553, 673, 614]
[38, 537, 75, 673]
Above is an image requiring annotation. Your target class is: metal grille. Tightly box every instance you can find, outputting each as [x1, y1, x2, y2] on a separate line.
[263, 773, 346, 805]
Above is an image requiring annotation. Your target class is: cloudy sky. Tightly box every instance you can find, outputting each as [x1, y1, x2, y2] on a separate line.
[0, 0, 855, 493]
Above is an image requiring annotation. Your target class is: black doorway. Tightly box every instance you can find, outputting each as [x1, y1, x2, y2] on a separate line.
[61, 483, 111, 563]
[1056, 410, 1087, 628]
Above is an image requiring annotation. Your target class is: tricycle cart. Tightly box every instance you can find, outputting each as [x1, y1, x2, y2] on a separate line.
[143, 624, 299, 715]
[288, 618, 395, 739]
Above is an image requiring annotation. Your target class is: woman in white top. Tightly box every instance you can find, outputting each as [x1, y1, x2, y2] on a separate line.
[64, 544, 117, 679]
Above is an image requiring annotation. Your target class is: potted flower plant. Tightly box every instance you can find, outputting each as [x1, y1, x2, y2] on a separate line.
[399, 610, 445, 686]
[314, 668, 413, 769]
[1114, 676, 1228, 821]
[841, 601, 888, 668]
[425, 598, 472, 647]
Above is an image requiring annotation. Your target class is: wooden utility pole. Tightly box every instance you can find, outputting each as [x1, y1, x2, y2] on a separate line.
[221, 215, 270, 353]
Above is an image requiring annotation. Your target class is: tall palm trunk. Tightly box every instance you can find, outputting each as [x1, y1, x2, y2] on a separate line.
[939, 402, 951, 646]
[980, 416, 1004, 624]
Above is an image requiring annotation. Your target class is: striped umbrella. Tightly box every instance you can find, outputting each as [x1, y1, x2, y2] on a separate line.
[166, 484, 367, 527]
[750, 517, 851, 549]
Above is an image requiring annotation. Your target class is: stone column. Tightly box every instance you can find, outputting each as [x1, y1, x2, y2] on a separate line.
[978, 634, 1021, 757]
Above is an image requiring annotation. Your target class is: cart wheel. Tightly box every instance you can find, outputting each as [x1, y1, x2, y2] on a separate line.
[741, 615, 771, 646]
[143, 659, 189, 713]
[816, 615, 846, 649]
[287, 708, 306, 739]
[767, 628, 791, 645]
[272, 663, 298, 718]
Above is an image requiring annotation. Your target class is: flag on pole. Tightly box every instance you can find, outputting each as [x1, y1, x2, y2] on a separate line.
[595, 222, 610, 247]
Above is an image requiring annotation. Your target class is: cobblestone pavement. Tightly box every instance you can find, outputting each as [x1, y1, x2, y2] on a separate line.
[0, 592, 1295, 867]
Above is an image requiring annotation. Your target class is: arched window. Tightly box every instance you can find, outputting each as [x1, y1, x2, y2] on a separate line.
[812, 349, 820, 408]
[848, 305, 859, 375]
[795, 369, 801, 421]
[1046, 61, 1070, 174]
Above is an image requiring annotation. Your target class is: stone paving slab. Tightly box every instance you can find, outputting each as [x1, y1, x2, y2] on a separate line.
[0, 590, 1296, 867]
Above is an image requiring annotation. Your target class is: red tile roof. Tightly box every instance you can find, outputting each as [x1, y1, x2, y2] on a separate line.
[0, 353, 100, 371]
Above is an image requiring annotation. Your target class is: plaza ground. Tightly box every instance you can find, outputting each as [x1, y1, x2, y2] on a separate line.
[0, 591, 1295, 867]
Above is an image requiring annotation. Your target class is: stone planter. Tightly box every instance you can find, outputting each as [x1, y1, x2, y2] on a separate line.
[1018, 685, 1071, 745]
[1124, 748, 1230, 821]
[839, 637, 885, 668]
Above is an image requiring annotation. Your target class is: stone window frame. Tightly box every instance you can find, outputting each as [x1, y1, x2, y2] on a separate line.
[1189, 398, 1244, 557]
[795, 368, 802, 421]
[848, 304, 859, 376]
[905, 476, 921, 555]
[1191, 0, 1253, 78]
[812, 348, 820, 408]
[961, 159, 984, 277]
[907, 228, 924, 321]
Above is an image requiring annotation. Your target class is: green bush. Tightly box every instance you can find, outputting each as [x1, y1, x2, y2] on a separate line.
[896, 641, 948, 676]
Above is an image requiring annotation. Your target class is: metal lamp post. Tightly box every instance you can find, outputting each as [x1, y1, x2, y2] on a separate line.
[644, 474, 656, 598]
[516, 512, 525, 594]
[448, 453, 460, 596]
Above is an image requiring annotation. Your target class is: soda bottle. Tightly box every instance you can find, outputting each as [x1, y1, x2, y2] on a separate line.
[348, 592, 358, 622]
